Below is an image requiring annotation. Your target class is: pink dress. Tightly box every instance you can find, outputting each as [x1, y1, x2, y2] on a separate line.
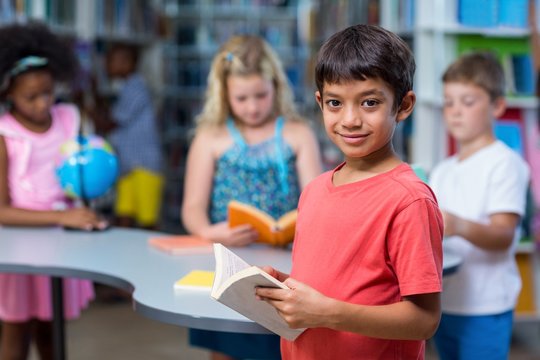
[0, 104, 94, 322]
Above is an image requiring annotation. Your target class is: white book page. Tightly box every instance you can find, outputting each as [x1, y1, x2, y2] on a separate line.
[213, 244, 251, 290]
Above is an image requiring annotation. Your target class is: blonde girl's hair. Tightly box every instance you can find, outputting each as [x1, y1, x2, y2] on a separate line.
[195, 35, 304, 131]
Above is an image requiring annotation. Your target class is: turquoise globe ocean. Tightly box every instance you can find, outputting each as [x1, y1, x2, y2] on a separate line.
[56, 135, 119, 200]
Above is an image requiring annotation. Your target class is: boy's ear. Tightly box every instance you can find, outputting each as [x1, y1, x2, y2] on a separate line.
[396, 91, 416, 122]
[493, 96, 507, 118]
[315, 91, 323, 110]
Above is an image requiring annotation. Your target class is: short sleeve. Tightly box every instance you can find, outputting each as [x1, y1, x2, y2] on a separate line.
[486, 156, 529, 216]
[111, 76, 151, 126]
[387, 198, 443, 297]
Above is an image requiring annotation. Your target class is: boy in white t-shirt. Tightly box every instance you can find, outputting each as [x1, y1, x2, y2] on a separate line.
[429, 52, 530, 359]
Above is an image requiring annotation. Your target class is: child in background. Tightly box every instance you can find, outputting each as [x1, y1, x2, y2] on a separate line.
[88, 43, 163, 230]
[182, 35, 322, 359]
[0, 22, 101, 359]
[430, 52, 529, 359]
[255, 24, 444, 360]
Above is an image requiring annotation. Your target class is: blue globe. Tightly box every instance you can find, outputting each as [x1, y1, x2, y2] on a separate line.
[56, 135, 119, 200]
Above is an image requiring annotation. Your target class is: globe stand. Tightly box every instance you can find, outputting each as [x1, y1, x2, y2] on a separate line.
[62, 133, 111, 232]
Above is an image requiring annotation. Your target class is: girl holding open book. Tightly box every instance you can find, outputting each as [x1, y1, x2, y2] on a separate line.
[181, 35, 322, 360]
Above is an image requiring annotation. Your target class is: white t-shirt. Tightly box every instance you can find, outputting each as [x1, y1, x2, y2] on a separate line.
[429, 140, 530, 315]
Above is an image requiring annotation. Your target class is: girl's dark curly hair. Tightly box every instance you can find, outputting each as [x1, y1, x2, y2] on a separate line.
[0, 22, 79, 93]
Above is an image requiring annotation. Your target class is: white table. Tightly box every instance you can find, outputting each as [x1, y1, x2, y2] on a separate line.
[0, 226, 461, 359]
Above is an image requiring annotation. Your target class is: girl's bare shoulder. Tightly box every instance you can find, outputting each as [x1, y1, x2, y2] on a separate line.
[282, 119, 318, 148]
[194, 124, 233, 155]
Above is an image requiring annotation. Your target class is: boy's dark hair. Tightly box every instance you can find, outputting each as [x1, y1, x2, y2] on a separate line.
[0, 22, 78, 97]
[442, 51, 505, 101]
[315, 24, 415, 111]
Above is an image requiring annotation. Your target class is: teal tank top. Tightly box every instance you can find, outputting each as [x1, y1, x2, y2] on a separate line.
[209, 117, 301, 223]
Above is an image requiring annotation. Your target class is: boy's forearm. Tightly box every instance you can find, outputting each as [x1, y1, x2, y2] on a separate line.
[325, 295, 440, 340]
[453, 217, 516, 251]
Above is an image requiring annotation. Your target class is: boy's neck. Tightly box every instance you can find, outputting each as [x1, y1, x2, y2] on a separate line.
[335, 149, 402, 186]
[457, 133, 496, 161]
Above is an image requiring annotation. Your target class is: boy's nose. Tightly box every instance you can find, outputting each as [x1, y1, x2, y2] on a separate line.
[341, 108, 362, 128]
[446, 104, 461, 117]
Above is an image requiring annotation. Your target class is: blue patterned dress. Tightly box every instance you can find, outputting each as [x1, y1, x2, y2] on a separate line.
[190, 117, 301, 359]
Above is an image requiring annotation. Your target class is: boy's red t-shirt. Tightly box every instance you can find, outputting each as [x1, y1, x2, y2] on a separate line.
[281, 163, 443, 360]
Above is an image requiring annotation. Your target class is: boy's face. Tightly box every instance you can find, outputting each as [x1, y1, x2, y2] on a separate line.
[106, 49, 135, 78]
[443, 81, 505, 145]
[315, 77, 413, 162]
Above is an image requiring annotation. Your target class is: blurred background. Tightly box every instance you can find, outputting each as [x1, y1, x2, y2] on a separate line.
[1, 1, 539, 358]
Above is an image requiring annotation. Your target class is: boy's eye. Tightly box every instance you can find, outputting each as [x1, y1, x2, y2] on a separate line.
[462, 97, 476, 106]
[325, 100, 341, 107]
[361, 99, 379, 107]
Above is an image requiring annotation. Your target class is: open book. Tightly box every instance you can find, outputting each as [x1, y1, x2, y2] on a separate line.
[210, 243, 305, 341]
[228, 200, 297, 247]
[148, 235, 213, 255]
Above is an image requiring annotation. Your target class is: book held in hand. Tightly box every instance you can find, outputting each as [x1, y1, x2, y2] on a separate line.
[174, 270, 215, 291]
[148, 235, 213, 255]
[210, 243, 305, 341]
[228, 200, 297, 247]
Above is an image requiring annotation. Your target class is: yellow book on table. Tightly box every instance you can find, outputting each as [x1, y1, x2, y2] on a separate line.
[227, 200, 297, 247]
[174, 270, 215, 291]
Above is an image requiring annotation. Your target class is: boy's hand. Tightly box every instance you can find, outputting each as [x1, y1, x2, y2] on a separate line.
[441, 210, 459, 237]
[58, 208, 108, 231]
[259, 266, 289, 282]
[256, 278, 336, 329]
[201, 222, 257, 247]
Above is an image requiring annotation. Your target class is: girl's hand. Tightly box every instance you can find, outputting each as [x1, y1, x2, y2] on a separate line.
[201, 222, 258, 247]
[255, 278, 336, 329]
[57, 208, 108, 231]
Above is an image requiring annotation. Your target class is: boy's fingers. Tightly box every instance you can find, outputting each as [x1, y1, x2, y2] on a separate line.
[284, 277, 301, 290]
[255, 287, 284, 300]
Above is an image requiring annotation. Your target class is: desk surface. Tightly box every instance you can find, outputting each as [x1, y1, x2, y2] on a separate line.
[0, 227, 461, 334]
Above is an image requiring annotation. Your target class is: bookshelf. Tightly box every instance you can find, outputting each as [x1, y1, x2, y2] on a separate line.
[0, 0, 161, 99]
[413, 0, 539, 320]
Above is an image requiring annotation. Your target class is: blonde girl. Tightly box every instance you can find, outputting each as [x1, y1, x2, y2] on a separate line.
[182, 35, 322, 360]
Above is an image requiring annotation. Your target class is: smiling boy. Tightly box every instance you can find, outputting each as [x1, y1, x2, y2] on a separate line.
[256, 24, 444, 360]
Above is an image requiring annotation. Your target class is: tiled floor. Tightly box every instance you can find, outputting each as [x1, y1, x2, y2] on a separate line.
[16, 287, 540, 359]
